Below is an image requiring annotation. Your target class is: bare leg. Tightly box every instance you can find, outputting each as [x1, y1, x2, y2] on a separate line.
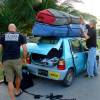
[15, 76, 21, 94]
[8, 81, 15, 100]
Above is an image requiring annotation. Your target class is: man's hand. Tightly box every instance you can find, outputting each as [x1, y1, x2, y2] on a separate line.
[80, 16, 84, 24]
[83, 32, 90, 40]
[21, 58, 26, 65]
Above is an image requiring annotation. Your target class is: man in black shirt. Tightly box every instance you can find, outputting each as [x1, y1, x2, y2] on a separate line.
[85, 24, 97, 48]
[0, 24, 27, 100]
[81, 19, 97, 78]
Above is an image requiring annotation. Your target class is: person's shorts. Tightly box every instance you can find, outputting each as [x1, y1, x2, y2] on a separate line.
[3, 58, 22, 82]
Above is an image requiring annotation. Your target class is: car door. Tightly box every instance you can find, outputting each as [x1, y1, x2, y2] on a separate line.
[70, 39, 86, 73]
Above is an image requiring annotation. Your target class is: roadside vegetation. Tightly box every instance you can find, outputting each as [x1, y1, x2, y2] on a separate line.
[0, 67, 3, 81]
[0, 0, 97, 35]
[97, 39, 100, 49]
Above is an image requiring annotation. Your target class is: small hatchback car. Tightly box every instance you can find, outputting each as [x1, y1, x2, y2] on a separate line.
[24, 37, 99, 87]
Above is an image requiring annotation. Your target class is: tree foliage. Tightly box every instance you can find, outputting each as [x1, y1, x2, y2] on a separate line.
[0, 0, 97, 35]
[0, 0, 38, 34]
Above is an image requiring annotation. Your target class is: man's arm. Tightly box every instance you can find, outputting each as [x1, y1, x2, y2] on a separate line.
[83, 32, 90, 40]
[0, 44, 3, 67]
[19, 34, 27, 64]
[0, 44, 2, 61]
[21, 44, 27, 64]
[80, 16, 90, 40]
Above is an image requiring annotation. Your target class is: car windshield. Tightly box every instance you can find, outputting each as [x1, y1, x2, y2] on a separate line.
[27, 36, 40, 43]
[38, 37, 59, 44]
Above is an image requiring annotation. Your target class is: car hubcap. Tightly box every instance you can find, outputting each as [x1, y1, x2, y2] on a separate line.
[67, 72, 73, 83]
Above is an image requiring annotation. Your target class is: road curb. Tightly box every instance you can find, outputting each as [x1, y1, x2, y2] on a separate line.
[0, 80, 4, 84]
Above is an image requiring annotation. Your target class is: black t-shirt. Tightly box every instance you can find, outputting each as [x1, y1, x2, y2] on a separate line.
[0, 32, 26, 62]
[86, 25, 97, 48]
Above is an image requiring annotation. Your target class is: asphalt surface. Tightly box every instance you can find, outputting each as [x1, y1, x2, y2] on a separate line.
[0, 67, 100, 100]
[0, 50, 100, 100]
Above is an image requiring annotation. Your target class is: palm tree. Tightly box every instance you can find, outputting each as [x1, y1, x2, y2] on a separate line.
[0, 0, 58, 34]
[0, 0, 42, 34]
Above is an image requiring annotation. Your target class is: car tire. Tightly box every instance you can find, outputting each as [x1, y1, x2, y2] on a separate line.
[62, 69, 74, 87]
[96, 55, 99, 67]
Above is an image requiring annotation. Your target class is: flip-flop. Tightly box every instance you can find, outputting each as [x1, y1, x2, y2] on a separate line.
[15, 89, 23, 97]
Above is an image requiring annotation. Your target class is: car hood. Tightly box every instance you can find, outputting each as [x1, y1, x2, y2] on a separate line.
[26, 40, 62, 55]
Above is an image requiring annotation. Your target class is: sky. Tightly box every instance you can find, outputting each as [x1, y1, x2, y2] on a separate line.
[73, 0, 100, 19]
[59, 0, 100, 19]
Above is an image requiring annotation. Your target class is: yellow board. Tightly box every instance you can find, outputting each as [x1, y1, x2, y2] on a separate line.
[49, 71, 60, 79]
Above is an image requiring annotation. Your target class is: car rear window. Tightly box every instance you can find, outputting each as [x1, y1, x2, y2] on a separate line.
[38, 37, 59, 44]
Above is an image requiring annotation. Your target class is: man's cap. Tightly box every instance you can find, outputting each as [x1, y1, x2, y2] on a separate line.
[89, 19, 97, 24]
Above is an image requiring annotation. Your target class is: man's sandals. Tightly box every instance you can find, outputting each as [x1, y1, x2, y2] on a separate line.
[15, 89, 23, 97]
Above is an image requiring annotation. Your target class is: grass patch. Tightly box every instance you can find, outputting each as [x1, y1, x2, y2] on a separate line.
[97, 39, 100, 49]
[0, 68, 3, 81]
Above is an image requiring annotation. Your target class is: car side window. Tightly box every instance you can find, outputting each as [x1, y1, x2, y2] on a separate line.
[71, 39, 82, 53]
[81, 39, 88, 51]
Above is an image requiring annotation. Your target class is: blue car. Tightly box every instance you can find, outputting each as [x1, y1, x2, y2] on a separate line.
[25, 37, 98, 87]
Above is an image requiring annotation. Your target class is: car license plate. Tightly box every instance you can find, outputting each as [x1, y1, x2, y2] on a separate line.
[49, 71, 60, 79]
[38, 69, 48, 77]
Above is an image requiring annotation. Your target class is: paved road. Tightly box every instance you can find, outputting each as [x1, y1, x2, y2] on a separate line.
[0, 51, 100, 100]
[0, 67, 100, 100]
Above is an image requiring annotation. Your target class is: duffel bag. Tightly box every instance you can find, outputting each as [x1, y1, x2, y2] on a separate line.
[68, 24, 83, 37]
[36, 9, 56, 25]
[32, 22, 69, 37]
[48, 9, 81, 24]
[32, 22, 83, 37]
[36, 9, 81, 25]
[36, 9, 70, 25]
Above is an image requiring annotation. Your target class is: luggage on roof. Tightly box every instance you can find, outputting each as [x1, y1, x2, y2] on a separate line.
[32, 22, 83, 37]
[36, 9, 81, 25]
